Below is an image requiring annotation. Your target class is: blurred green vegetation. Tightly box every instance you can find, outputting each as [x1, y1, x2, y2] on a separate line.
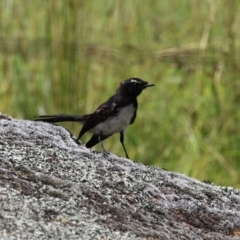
[1, 0, 240, 187]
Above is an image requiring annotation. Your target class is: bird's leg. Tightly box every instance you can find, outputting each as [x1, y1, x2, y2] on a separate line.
[77, 132, 81, 141]
[99, 132, 108, 157]
[120, 131, 129, 159]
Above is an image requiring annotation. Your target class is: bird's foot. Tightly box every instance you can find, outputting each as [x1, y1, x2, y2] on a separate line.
[101, 150, 110, 158]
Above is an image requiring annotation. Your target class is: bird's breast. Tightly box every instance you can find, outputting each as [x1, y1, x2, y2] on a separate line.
[90, 104, 135, 136]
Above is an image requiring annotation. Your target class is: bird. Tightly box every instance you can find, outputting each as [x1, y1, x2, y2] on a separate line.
[35, 78, 155, 158]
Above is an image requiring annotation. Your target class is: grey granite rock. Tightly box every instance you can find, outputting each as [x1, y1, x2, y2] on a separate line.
[0, 113, 240, 239]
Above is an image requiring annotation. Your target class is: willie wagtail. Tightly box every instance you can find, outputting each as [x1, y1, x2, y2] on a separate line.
[35, 78, 154, 158]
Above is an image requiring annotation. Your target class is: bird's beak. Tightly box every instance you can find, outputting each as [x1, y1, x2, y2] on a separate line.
[144, 83, 155, 88]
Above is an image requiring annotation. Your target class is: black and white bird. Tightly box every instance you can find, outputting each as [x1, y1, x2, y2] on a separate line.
[35, 78, 154, 158]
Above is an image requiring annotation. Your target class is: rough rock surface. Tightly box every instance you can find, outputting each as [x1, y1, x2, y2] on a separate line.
[0, 113, 240, 240]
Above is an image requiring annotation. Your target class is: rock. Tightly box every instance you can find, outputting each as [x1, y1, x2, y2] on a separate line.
[0, 113, 240, 239]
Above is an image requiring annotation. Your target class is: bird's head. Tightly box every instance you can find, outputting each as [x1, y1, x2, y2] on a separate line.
[120, 78, 155, 97]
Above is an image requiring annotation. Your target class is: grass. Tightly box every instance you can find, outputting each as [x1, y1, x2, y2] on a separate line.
[1, 0, 240, 187]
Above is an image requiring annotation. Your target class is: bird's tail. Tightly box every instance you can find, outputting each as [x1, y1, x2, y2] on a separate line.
[34, 114, 90, 123]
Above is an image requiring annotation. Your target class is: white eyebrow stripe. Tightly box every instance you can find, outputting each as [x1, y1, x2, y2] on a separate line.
[131, 79, 138, 83]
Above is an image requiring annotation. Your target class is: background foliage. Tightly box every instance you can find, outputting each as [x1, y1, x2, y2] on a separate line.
[1, 0, 240, 187]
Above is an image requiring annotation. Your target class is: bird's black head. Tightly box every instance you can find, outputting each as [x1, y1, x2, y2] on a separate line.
[119, 77, 155, 97]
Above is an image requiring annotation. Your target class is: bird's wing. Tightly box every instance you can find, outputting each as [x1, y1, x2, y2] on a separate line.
[85, 134, 112, 148]
[78, 99, 118, 139]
